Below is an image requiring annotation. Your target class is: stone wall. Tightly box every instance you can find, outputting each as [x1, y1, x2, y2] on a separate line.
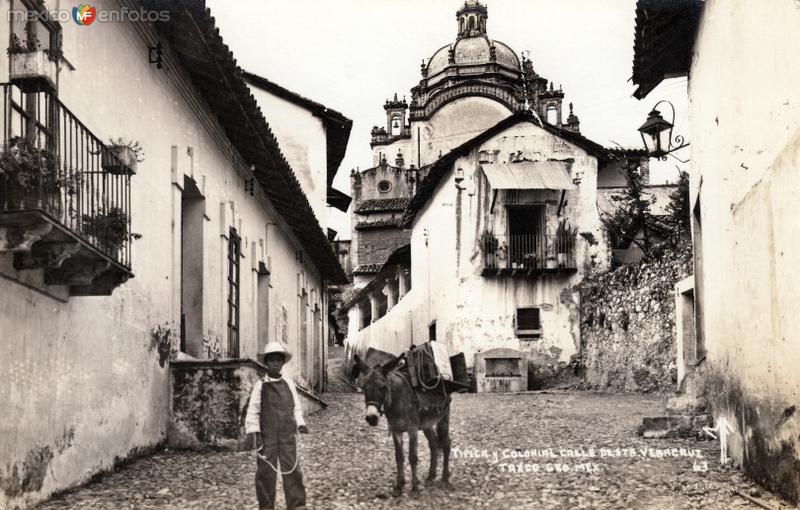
[169, 360, 326, 450]
[580, 240, 692, 392]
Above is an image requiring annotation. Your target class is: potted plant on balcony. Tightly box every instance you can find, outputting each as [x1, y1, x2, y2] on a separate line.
[555, 219, 578, 268]
[545, 248, 558, 269]
[103, 138, 144, 175]
[81, 206, 142, 259]
[0, 136, 59, 214]
[480, 230, 499, 268]
[7, 33, 57, 93]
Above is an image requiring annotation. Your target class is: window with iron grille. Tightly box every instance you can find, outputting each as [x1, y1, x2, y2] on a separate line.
[515, 307, 541, 339]
[227, 228, 241, 357]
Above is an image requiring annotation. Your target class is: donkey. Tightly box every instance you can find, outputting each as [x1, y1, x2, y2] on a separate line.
[354, 354, 452, 497]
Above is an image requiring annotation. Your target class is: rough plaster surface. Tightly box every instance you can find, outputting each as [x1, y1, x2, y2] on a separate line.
[685, 1, 800, 503]
[705, 365, 800, 504]
[169, 362, 324, 451]
[580, 241, 692, 392]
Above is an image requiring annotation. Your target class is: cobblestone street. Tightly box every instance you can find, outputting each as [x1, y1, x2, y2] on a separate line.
[35, 390, 792, 510]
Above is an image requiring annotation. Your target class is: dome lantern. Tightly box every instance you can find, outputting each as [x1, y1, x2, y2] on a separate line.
[457, 0, 488, 38]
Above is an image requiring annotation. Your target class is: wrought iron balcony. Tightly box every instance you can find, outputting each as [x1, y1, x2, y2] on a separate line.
[481, 233, 577, 277]
[0, 83, 134, 295]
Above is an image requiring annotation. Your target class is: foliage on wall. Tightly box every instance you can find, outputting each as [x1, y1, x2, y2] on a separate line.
[149, 325, 174, 368]
[665, 171, 690, 235]
[202, 333, 222, 360]
[601, 162, 660, 257]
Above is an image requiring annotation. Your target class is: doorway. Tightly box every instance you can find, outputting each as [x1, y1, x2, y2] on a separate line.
[507, 206, 545, 269]
[181, 176, 205, 357]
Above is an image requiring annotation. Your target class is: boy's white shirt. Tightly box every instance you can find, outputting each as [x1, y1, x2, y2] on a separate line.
[244, 374, 306, 435]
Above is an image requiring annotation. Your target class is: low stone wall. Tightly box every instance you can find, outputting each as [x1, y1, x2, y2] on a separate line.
[168, 360, 326, 450]
[579, 241, 692, 392]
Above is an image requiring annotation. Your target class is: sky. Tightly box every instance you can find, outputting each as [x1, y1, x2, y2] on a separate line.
[205, 0, 689, 239]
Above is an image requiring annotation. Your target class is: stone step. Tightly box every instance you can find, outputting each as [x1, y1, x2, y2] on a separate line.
[637, 414, 712, 439]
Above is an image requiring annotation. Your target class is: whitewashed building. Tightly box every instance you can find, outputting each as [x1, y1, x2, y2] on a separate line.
[631, 0, 800, 503]
[0, 1, 347, 507]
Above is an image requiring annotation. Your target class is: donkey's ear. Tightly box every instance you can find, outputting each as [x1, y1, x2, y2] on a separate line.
[353, 354, 369, 375]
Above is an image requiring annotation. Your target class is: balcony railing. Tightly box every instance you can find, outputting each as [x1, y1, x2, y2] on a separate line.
[481, 233, 577, 275]
[370, 125, 412, 146]
[0, 83, 133, 268]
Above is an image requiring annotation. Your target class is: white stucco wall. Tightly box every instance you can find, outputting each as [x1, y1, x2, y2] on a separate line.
[345, 287, 421, 358]
[372, 137, 413, 168]
[688, 0, 800, 486]
[419, 121, 605, 369]
[347, 119, 608, 380]
[249, 86, 328, 228]
[0, 3, 327, 507]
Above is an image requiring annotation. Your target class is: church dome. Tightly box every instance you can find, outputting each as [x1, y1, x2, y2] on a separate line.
[410, 1, 526, 121]
[426, 37, 521, 76]
[492, 41, 521, 69]
[427, 44, 452, 76]
[454, 36, 490, 65]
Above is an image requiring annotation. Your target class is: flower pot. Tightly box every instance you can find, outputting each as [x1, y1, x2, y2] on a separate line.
[557, 253, 567, 268]
[10, 51, 57, 93]
[1, 182, 59, 215]
[103, 146, 138, 175]
[100, 243, 120, 261]
[546, 257, 557, 269]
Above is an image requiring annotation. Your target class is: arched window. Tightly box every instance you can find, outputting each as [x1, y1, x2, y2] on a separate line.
[459, 18, 464, 34]
[546, 105, 558, 125]
[468, 15, 475, 31]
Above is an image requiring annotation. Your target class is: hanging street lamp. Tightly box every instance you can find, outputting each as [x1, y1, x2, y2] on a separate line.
[637, 100, 689, 160]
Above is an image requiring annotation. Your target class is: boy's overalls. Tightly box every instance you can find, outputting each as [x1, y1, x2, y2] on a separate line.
[255, 379, 306, 510]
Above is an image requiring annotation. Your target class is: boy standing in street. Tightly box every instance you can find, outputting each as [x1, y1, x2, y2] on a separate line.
[245, 341, 309, 510]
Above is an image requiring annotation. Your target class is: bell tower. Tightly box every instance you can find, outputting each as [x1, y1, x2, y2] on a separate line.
[539, 82, 565, 127]
[457, 0, 488, 38]
[384, 93, 408, 137]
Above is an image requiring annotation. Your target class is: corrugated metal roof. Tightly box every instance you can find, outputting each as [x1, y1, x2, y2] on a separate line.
[481, 161, 576, 190]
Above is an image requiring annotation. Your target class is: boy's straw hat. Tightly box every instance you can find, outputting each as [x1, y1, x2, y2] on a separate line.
[260, 341, 292, 362]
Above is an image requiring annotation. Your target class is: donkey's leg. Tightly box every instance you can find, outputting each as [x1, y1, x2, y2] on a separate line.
[408, 428, 420, 493]
[436, 413, 452, 489]
[423, 428, 439, 485]
[391, 431, 405, 497]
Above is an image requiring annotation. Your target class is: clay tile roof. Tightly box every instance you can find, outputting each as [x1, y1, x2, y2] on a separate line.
[354, 198, 412, 214]
[352, 264, 383, 275]
[606, 147, 648, 158]
[354, 218, 403, 230]
[243, 71, 352, 186]
[343, 245, 411, 310]
[151, 0, 346, 283]
[631, 0, 703, 99]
